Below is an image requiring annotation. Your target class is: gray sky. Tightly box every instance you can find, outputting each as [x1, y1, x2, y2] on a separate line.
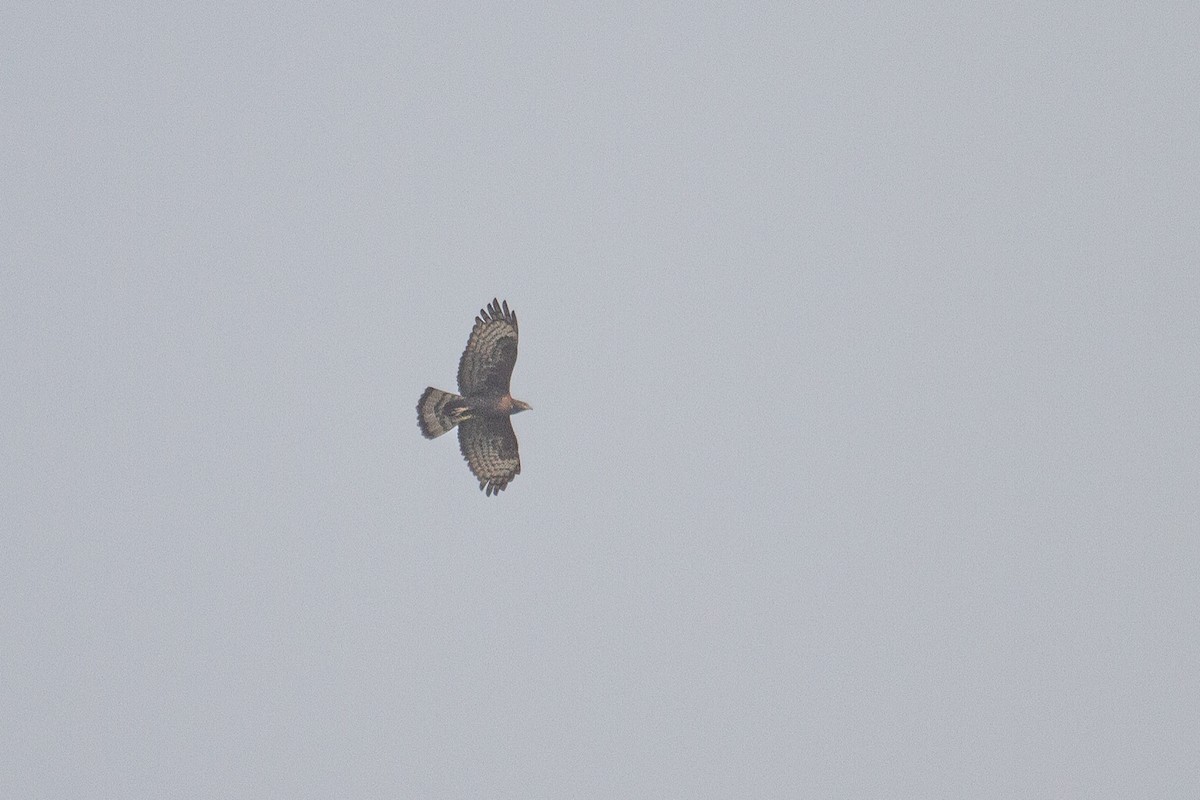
[3, 3, 1198, 797]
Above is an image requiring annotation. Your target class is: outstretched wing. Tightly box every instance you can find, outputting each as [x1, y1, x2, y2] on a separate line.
[457, 298, 518, 395]
[458, 416, 521, 496]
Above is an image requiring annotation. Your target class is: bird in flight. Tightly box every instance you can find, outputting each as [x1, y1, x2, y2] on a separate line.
[418, 299, 531, 496]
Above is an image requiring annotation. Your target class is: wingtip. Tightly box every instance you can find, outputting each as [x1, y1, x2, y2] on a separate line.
[479, 297, 516, 325]
[479, 478, 510, 496]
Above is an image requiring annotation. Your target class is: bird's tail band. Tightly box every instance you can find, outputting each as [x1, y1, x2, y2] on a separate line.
[417, 387, 467, 438]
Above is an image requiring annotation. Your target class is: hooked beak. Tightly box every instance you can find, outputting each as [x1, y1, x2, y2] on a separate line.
[514, 400, 532, 412]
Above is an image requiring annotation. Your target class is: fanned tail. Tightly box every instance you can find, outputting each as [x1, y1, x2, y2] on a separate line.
[417, 387, 468, 439]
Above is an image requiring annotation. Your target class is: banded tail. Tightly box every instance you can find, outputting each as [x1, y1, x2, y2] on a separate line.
[417, 387, 470, 439]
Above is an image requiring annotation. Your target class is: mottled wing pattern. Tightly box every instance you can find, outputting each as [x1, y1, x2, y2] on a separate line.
[458, 416, 521, 496]
[457, 298, 518, 395]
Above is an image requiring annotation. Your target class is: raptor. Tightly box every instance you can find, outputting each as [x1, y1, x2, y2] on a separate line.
[417, 299, 530, 496]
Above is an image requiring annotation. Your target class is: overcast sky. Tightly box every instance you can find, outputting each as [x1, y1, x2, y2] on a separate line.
[3, 4, 1198, 797]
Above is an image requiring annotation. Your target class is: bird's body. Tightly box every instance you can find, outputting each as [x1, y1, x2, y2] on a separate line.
[417, 299, 530, 496]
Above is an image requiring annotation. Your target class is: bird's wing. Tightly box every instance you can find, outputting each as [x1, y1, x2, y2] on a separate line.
[457, 416, 521, 496]
[457, 298, 518, 395]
